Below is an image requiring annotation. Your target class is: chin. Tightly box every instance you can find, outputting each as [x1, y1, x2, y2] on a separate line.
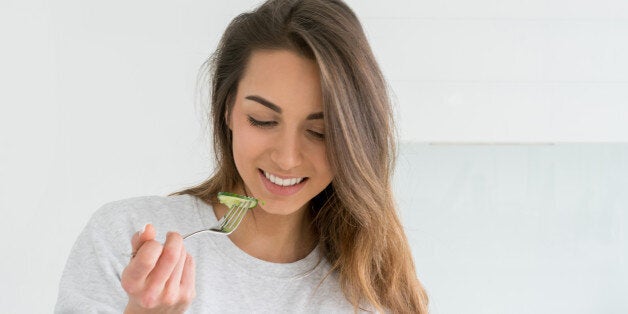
[255, 200, 308, 216]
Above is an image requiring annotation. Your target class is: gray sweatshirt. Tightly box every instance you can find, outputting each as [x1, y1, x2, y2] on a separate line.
[55, 194, 358, 313]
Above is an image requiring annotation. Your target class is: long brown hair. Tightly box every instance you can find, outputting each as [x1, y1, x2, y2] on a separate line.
[170, 0, 429, 312]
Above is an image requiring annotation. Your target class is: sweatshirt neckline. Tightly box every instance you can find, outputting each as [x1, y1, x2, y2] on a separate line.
[192, 195, 323, 280]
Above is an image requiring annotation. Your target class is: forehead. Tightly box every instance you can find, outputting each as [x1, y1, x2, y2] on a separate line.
[238, 49, 323, 112]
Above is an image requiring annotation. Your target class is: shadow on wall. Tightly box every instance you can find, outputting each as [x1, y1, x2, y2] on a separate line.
[393, 142, 628, 314]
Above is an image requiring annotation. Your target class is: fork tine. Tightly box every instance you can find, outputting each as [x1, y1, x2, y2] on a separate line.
[225, 201, 247, 229]
[219, 203, 239, 228]
[178, 195, 256, 241]
[224, 201, 249, 232]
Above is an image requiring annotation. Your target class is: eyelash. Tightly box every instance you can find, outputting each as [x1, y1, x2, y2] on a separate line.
[247, 116, 276, 128]
[247, 116, 325, 140]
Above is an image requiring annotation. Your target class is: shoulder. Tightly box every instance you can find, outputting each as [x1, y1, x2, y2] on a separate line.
[88, 194, 204, 238]
[94, 194, 196, 218]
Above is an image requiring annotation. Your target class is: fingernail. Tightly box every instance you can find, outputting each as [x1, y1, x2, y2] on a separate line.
[138, 223, 149, 235]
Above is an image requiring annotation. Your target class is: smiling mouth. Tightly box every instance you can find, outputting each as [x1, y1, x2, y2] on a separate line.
[258, 169, 308, 187]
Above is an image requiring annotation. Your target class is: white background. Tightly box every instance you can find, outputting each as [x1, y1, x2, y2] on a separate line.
[0, 0, 627, 312]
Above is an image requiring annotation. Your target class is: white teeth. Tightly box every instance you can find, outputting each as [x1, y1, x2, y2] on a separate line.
[263, 170, 304, 187]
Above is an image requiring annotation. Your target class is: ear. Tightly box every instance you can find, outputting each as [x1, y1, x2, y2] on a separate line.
[224, 92, 236, 131]
[225, 110, 231, 130]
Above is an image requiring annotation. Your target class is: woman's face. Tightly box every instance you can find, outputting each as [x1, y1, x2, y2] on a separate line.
[228, 49, 333, 216]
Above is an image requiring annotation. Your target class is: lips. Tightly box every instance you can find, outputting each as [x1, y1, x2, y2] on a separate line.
[258, 169, 308, 196]
[262, 170, 305, 186]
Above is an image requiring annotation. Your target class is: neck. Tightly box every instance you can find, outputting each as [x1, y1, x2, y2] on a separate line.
[213, 201, 318, 263]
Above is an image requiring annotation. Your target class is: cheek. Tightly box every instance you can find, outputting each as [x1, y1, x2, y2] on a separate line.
[232, 121, 267, 165]
[310, 145, 333, 180]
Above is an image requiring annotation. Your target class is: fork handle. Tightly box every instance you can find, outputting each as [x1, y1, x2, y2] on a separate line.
[182, 229, 212, 239]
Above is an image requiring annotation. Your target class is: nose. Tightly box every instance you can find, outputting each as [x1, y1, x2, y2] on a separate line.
[270, 129, 303, 171]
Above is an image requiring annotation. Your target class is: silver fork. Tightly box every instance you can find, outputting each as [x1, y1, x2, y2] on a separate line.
[183, 200, 253, 238]
[127, 199, 253, 258]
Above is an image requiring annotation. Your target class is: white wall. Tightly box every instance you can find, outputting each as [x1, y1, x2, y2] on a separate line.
[0, 0, 626, 312]
[395, 143, 628, 313]
[353, 0, 628, 142]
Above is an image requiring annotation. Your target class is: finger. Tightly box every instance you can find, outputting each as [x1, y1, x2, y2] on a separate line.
[162, 245, 187, 302]
[180, 253, 196, 299]
[131, 223, 156, 253]
[145, 232, 184, 291]
[121, 239, 164, 293]
[168, 246, 187, 288]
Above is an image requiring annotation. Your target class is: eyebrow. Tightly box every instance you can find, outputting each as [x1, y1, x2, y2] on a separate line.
[245, 95, 323, 120]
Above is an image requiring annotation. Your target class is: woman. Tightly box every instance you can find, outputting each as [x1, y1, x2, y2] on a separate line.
[56, 0, 429, 313]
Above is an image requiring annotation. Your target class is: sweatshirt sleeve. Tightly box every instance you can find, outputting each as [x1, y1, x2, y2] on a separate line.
[55, 202, 136, 313]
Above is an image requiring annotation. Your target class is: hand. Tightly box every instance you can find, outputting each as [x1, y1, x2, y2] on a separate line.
[121, 224, 196, 313]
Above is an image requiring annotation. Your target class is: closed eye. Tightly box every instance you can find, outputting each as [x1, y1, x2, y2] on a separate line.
[308, 130, 325, 140]
[247, 116, 277, 128]
[248, 116, 325, 141]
